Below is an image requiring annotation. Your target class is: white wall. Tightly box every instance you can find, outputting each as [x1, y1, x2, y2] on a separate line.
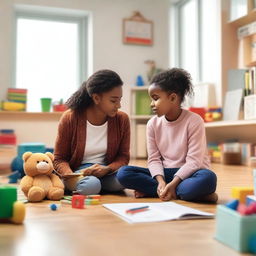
[0, 0, 170, 114]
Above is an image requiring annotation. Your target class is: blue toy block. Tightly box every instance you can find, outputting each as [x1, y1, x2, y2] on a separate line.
[17, 142, 45, 157]
[246, 195, 256, 206]
[215, 205, 256, 253]
[225, 199, 239, 210]
[11, 143, 46, 178]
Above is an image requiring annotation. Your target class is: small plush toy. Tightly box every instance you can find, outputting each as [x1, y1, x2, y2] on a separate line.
[20, 152, 64, 202]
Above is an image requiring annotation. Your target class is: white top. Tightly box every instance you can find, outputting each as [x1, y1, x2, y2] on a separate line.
[82, 120, 108, 165]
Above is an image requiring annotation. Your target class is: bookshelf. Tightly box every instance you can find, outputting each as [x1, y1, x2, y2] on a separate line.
[215, 1, 256, 144]
[130, 86, 153, 158]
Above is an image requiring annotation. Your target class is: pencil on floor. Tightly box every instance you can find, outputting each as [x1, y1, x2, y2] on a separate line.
[126, 206, 149, 214]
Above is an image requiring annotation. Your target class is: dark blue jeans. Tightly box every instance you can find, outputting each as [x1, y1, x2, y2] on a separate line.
[116, 166, 217, 201]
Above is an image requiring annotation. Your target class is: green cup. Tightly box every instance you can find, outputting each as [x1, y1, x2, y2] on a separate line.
[40, 98, 52, 112]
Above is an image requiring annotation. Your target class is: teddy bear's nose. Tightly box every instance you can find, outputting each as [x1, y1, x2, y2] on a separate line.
[36, 161, 49, 172]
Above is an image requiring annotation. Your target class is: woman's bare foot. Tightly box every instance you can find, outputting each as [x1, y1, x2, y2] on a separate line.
[134, 190, 146, 198]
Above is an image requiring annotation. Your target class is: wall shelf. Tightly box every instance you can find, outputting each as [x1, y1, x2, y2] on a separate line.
[205, 119, 256, 128]
[229, 9, 256, 28]
[0, 111, 63, 118]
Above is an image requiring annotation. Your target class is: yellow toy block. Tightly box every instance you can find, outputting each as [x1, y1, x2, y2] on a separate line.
[231, 187, 254, 203]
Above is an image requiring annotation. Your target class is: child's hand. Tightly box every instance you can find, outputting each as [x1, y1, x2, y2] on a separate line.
[157, 181, 166, 197]
[160, 182, 177, 201]
[155, 175, 166, 197]
[82, 164, 111, 178]
[160, 176, 181, 201]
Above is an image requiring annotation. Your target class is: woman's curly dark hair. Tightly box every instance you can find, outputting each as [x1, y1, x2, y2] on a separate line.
[66, 69, 123, 112]
[150, 68, 193, 102]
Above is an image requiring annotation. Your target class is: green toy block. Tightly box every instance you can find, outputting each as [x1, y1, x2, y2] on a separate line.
[0, 186, 17, 218]
[215, 205, 256, 253]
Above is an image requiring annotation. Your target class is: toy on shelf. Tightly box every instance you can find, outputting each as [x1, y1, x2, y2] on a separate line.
[0, 186, 25, 224]
[1, 88, 27, 111]
[52, 99, 67, 112]
[144, 60, 163, 82]
[188, 107, 206, 121]
[204, 107, 222, 122]
[20, 152, 64, 202]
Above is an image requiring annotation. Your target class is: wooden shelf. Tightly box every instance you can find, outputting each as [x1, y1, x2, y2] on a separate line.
[229, 9, 256, 27]
[205, 119, 256, 128]
[0, 111, 63, 117]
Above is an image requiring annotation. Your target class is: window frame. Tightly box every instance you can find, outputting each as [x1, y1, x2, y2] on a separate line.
[171, 0, 202, 82]
[13, 8, 88, 90]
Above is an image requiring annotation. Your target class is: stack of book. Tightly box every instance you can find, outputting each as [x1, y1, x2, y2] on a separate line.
[1, 88, 27, 111]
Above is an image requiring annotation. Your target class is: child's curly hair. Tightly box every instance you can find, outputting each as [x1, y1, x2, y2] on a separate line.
[150, 68, 193, 102]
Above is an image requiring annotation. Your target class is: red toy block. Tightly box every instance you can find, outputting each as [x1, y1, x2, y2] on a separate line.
[238, 204, 249, 215]
[72, 195, 85, 209]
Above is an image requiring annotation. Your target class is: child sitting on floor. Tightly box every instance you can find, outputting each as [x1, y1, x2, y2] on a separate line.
[117, 68, 217, 203]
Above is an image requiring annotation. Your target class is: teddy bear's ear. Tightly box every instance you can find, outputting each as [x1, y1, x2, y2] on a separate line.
[22, 152, 33, 162]
[45, 152, 54, 162]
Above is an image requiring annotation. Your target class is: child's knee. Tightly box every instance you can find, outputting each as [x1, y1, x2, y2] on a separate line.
[76, 176, 101, 195]
[204, 170, 217, 190]
[116, 166, 131, 182]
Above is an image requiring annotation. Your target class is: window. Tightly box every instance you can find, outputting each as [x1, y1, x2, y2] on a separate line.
[171, 0, 219, 84]
[14, 9, 88, 112]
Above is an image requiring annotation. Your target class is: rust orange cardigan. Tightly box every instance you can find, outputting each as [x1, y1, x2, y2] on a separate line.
[53, 110, 130, 176]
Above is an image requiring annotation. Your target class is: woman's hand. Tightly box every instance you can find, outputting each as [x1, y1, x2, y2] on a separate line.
[160, 176, 181, 201]
[81, 164, 112, 178]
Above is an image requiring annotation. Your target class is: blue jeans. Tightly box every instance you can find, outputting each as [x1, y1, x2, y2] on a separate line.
[116, 166, 217, 201]
[74, 163, 124, 195]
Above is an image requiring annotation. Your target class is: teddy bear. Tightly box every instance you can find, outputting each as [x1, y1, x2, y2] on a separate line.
[20, 152, 64, 202]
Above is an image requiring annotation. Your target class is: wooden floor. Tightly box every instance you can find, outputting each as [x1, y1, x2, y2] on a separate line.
[0, 160, 254, 256]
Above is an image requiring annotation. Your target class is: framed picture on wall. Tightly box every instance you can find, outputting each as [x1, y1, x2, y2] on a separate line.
[123, 11, 153, 46]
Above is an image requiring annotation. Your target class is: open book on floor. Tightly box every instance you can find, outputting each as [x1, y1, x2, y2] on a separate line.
[103, 202, 214, 224]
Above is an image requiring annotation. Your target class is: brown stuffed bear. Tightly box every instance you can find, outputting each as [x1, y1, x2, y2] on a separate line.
[20, 152, 64, 202]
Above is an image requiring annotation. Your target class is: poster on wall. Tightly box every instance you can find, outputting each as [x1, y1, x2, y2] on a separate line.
[123, 11, 153, 46]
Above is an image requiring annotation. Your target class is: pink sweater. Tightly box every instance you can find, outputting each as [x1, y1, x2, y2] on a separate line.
[147, 109, 211, 180]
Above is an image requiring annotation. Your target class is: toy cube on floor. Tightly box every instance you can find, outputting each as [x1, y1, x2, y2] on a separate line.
[72, 195, 85, 209]
[231, 187, 254, 203]
[246, 195, 256, 205]
[215, 205, 256, 253]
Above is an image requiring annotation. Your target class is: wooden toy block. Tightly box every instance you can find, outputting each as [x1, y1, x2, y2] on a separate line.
[231, 187, 254, 203]
[0, 186, 17, 218]
[72, 195, 85, 209]
[215, 205, 256, 253]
